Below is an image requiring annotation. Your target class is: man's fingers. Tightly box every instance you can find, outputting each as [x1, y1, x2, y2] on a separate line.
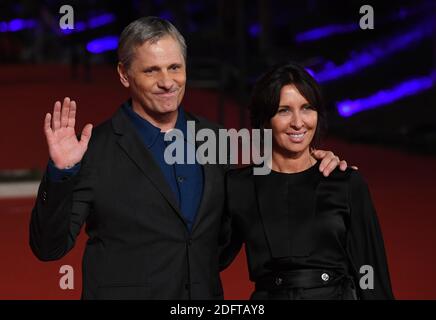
[321, 155, 339, 177]
[316, 151, 333, 172]
[79, 123, 93, 147]
[311, 149, 325, 159]
[61, 97, 70, 127]
[68, 100, 76, 128]
[322, 160, 334, 177]
[52, 101, 61, 130]
[44, 113, 53, 139]
[339, 160, 348, 171]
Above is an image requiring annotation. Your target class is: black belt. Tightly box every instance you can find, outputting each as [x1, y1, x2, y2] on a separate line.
[255, 269, 353, 292]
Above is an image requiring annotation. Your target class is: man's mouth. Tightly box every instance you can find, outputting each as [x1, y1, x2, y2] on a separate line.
[154, 90, 178, 98]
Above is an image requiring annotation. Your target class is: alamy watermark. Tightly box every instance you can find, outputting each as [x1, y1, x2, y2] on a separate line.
[59, 5, 74, 30]
[360, 5, 374, 30]
[359, 264, 374, 290]
[163, 121, 272, 175]
[59, 265, 74, 290]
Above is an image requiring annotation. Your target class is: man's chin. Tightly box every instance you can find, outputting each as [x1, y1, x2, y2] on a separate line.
[163, 103, 179, 112]
[155, 103, 179, 115]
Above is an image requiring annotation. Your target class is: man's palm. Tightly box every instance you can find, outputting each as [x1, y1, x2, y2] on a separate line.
[44, 97, 92, 169]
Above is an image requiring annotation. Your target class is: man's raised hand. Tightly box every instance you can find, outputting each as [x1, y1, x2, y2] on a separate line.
[44, 97, 93, 169]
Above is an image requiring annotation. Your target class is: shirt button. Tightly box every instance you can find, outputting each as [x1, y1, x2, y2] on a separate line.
[177, 176, 185, 183]
[321, 273, 330, 282]
[275, 277, 283, 286]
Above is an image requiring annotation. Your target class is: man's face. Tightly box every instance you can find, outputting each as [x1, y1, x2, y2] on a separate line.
[119, 35, 186, 117]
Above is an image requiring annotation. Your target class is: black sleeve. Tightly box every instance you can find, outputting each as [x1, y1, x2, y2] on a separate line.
[29, 153, 94, 261]
[346, 171, 395, 299]
[218, 171, 244, 271]
[218, 209, 243, 271]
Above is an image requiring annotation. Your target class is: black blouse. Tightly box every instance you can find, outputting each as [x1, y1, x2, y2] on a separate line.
[222, 163, 394, 299]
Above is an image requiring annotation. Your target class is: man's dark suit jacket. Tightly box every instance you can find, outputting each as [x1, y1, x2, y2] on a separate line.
[29, 107, 230, 299]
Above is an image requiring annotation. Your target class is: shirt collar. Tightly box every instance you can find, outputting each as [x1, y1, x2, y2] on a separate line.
[122, 100, 188, 148]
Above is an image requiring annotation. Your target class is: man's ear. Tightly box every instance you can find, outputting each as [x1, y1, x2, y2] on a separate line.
[117, 62, 130, 88]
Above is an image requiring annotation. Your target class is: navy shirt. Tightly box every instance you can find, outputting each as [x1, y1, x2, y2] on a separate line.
[48, 102, 204, 231]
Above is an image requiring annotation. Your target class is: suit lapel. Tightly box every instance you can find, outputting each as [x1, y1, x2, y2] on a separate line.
[112, 108, 185, 223]
[186, 113, 222, 234]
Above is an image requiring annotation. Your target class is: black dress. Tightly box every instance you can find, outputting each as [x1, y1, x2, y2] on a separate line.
[221, 163, 394, 300]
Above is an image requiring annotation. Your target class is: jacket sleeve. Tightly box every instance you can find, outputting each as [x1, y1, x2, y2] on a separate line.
[29, 152, 94, 261]
[346, 171, 395, 299]
[218, 170, 244, 271]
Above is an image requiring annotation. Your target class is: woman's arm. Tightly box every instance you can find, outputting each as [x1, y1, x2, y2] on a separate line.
[346, 171, 395, 299]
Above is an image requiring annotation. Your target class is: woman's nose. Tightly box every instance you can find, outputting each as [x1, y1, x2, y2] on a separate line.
[290, 114, 304, 129]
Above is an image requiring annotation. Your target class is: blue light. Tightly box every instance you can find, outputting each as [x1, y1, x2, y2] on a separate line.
[315, 20, 434, 83]
[0, 22, 8, 32]
[249, 24, 261, 37]
[336, 73, 436, 117]
[9, 18, 25, 31]
[88, 13, 116, 29]
[61, 13, 115, 35]
[0, 18, 36, 32]
[86, 36, 118, 54]
[75, 21, 87, 31]
[296, 23, 358, 43]
[294, 4, 431, 43]
[305, 67, 316, 78]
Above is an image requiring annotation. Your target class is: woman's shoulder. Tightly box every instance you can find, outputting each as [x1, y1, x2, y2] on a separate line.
[324, 167, 371, 197]
[324, 166, 363, 181]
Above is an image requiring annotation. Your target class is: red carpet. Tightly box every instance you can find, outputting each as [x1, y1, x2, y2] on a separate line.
[1, 65, 435, 299]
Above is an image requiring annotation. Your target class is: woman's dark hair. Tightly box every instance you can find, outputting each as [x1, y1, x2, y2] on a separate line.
[249, 61, 327, 148]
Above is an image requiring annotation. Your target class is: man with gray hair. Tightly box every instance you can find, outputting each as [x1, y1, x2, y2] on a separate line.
[29, 16, 347, 299]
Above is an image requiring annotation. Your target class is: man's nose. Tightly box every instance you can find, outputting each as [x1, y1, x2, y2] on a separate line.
[157, 72, 174, 90]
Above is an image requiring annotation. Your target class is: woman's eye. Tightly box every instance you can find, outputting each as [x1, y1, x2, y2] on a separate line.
[278, 108, 289, 113]
[303, 105, 313, 110]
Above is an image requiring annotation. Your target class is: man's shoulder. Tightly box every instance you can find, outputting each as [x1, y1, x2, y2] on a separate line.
[89, 119, 113, 141]
[89, 106, 127, 141]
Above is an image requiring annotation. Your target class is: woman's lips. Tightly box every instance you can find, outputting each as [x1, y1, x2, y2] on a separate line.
[287, 132, 306, 143]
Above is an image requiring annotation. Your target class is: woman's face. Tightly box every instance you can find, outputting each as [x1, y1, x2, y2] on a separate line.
[269, 84, 318, 156]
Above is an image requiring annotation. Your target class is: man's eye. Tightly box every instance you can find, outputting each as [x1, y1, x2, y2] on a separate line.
[170, 65, 180, 70]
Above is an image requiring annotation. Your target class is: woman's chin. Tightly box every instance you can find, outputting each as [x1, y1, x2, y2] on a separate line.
[282, 143, 311, 155]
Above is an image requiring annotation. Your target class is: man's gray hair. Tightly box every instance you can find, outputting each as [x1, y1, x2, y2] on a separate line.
[118, 16, 187, 69]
